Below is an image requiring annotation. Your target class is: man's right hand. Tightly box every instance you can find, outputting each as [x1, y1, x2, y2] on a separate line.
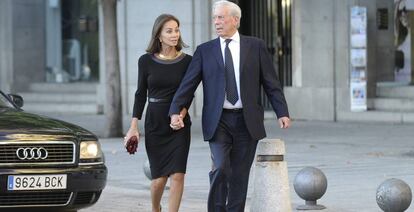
[170, 114, 184, 130]
[278, 116, 291, 129]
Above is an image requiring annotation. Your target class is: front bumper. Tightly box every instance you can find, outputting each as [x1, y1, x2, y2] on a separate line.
[0, 164, 107, 210]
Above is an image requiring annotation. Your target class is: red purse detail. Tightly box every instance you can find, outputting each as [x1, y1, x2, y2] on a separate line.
[126, 136, 138, 154]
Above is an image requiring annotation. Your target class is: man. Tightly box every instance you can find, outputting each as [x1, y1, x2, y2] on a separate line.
[169, 1, 290, 211]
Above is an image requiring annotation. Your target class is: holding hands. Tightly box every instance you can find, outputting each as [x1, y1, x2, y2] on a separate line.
[170, 108, 187, 130]
[170, 114, 184, 130]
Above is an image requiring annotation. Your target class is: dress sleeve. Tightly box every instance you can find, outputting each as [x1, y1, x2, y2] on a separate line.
[132, 56, 148, 119]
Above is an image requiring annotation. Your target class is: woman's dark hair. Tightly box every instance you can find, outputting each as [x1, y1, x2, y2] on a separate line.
[146, 14, 188, 53]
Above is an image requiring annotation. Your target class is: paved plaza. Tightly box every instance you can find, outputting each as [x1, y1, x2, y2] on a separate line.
[47, 114, 414, 212]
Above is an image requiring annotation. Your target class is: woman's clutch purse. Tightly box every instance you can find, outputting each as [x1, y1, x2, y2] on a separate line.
[126, 136, 138, 154]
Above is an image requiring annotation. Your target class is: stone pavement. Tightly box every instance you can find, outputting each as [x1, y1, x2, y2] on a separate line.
[44, 114, 414, 212]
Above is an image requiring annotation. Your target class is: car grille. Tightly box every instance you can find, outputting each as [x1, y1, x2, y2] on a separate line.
[0, 142, 75, 166]
[0, 192, 72, 207]
[74, 192, 95, 205]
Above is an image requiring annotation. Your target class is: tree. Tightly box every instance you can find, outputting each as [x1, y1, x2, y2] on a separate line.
[101, 0, 123, 137]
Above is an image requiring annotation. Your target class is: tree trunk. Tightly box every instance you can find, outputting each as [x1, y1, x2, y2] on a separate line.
[101, 0, 123, 137]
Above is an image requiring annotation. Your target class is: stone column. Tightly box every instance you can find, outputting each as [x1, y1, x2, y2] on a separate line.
[0, 0, 13, 93]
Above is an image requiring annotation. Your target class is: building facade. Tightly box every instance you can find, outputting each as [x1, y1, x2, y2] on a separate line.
[1, 0, 413, 123]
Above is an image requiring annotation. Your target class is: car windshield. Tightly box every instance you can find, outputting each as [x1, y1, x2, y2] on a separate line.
[0, 92, 15, 108]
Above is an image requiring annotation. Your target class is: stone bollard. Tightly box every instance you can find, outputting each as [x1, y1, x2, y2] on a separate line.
[143, 159, 152, 180]
[250, 139, 292, 212]
[376, 178, 412, 212]
[293, 167, 327, 210]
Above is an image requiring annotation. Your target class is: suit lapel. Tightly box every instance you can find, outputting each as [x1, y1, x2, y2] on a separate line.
[239, 35, 251, 74]
[212, 38, 224, 69]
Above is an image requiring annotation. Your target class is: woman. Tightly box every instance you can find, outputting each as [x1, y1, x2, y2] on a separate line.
[124, 14, 192, 212]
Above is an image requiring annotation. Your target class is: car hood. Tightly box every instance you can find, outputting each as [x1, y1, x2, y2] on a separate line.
[0, 107, 95, 140]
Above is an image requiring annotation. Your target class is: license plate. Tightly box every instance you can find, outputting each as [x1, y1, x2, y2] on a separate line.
[7, 174, 67, 191]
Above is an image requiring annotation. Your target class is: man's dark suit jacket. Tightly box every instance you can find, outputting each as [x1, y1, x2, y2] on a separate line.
[169, 35, 289, 141]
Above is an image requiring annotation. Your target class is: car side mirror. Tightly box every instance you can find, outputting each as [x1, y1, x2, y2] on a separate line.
[8, 94, 24, 108]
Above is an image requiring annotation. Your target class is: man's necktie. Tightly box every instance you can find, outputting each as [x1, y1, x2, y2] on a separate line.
[224, 39, 239, 105]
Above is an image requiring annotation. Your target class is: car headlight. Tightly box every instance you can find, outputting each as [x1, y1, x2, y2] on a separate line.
[79, 141, 104, 165]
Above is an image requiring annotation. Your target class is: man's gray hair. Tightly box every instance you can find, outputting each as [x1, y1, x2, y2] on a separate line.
[213, 0, 242, 28]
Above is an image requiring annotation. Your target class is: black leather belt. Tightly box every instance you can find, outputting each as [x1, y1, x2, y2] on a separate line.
[223, 108, 243, 113]
[148, 97, 171, 103]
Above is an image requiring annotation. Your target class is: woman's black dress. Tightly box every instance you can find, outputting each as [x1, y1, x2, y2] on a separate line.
[132, 53, 192, 179]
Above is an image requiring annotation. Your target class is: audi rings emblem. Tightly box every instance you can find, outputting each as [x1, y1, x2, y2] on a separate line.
[16, 147, 48, 160]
